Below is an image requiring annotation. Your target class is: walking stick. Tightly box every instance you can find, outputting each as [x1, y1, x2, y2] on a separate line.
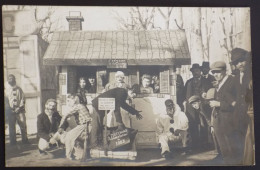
[81, 121, 90, 162]
[104, 110, 108, 156]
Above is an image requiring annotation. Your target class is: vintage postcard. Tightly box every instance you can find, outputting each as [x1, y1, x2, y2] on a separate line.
[3, 6, 254, 166]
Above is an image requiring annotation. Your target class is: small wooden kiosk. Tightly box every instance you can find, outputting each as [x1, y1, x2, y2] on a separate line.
[43, 29, 190, 151]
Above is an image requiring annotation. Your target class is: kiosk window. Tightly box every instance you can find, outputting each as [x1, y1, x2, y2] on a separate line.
[137, 66, 161, 94]
[76, 66, 98, 94]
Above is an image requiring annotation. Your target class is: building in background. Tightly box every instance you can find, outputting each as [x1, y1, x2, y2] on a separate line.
[3, 10, 57, 134]
[43, 11, 191, 148]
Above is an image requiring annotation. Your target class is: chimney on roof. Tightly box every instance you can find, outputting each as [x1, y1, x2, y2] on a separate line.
[66, 11, 84, 31]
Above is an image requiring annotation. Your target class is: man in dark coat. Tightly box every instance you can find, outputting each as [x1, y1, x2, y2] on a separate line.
[37, 99, 61, 155]
[183, 63, 210, 150]
[231, 48, 253, 164]
[209, 61, 237, 164]
[201, 61, 216, 88]
[90, 88, 143, 148]
[87, 75, 97, 93]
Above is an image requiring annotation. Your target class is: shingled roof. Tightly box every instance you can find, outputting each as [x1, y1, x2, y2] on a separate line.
[43, 30, 190, 66]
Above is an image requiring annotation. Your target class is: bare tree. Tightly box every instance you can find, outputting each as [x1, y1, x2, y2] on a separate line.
[114, 7, 157, 30]
[218, 8, 236, 72]
[157, 7, 173, 29]
[2, 5, 63, 43]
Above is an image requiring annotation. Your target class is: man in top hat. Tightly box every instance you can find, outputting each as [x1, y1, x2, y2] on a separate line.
[201, 61, 217, 88]
[183, 63, 210, 150]
[156, 99, 190, 159]
[209, 61, 237, 164]
[230, 48, 253, 164]
[5, 74, 29, 145]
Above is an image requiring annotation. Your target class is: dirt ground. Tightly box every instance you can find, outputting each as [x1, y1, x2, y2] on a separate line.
[5, 134, 224, 167]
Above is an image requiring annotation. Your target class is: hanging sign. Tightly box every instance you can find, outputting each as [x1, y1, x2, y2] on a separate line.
[107, 59, 127, 68]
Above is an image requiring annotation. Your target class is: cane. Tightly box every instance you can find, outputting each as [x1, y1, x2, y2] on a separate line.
[81, 121, 90, 162]
[104, 110, 108, 156]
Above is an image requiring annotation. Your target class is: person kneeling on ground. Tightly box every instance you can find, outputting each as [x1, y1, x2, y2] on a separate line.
[37, 99, 62, 157]
[58, 94, 92, 160]
[157, 99, 190, 159]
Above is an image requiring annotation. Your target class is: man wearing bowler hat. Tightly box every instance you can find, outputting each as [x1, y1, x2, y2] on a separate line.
[230, 48, 253, 164]
[183, 63, 209, 150]
[209, 61, 237, 164]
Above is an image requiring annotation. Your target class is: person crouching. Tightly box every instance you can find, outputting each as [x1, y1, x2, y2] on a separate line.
[156, 99, 190, 159]
[58, 94, 92, 160]
[37, 99, 62, 157]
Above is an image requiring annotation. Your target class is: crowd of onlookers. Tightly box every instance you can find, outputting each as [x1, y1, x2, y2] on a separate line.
[4, 48, 254, 165]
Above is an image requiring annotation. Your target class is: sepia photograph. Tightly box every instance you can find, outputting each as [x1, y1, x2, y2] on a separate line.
[2, 5, 254, 166]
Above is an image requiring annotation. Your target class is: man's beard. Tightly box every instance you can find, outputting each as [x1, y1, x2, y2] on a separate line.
[46, 108, 55, 115]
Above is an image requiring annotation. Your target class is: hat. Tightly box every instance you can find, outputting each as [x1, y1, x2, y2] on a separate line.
[190, 63, 201, 72]
[206, 88, 216, 100]
[142, 74, 152, 80]
[188, 95, 200, 104]
[165, 99, 174, 108]
[115, 71, 125, 77]
[45, 98, 57, 105]
[201, 62, 210, 69]
[210, 61, 226, 71]
[231, 48, 249, 65]
[8, 74, 15, 79]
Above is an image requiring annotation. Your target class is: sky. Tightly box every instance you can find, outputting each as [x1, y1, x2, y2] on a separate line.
[2, 6, 176, 31]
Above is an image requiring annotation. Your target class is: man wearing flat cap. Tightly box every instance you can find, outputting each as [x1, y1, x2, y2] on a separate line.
[156, 99, 190, 159]
[183, 63, 210, 150]
[230, 48, 253, 164]
[209, 61, 237, 164]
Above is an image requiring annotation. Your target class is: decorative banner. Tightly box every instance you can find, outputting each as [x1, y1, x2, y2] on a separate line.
[3, 10, 38, 36]
[107, 59, 127, 68]
[98, 98, 115, 110]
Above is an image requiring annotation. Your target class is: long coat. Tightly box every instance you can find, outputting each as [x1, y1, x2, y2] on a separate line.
[212, 75, 237, 164]
[233, 69, 252, 164]
[37, 112, 61, 141]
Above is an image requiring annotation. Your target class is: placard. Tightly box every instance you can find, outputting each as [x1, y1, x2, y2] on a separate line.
[107, 59, 127, 68]
[98, 98, 115, 110]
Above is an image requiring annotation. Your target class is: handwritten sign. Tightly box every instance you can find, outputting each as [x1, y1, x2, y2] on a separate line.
[107, 59, 127, 68]
[98, 98, 115, 110]
[108, 129, 130, 150]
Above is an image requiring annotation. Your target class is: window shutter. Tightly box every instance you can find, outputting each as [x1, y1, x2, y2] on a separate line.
[96, 68, 107, 93]
[67, 66, 77, 94]
[160, 68, 169, 94]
